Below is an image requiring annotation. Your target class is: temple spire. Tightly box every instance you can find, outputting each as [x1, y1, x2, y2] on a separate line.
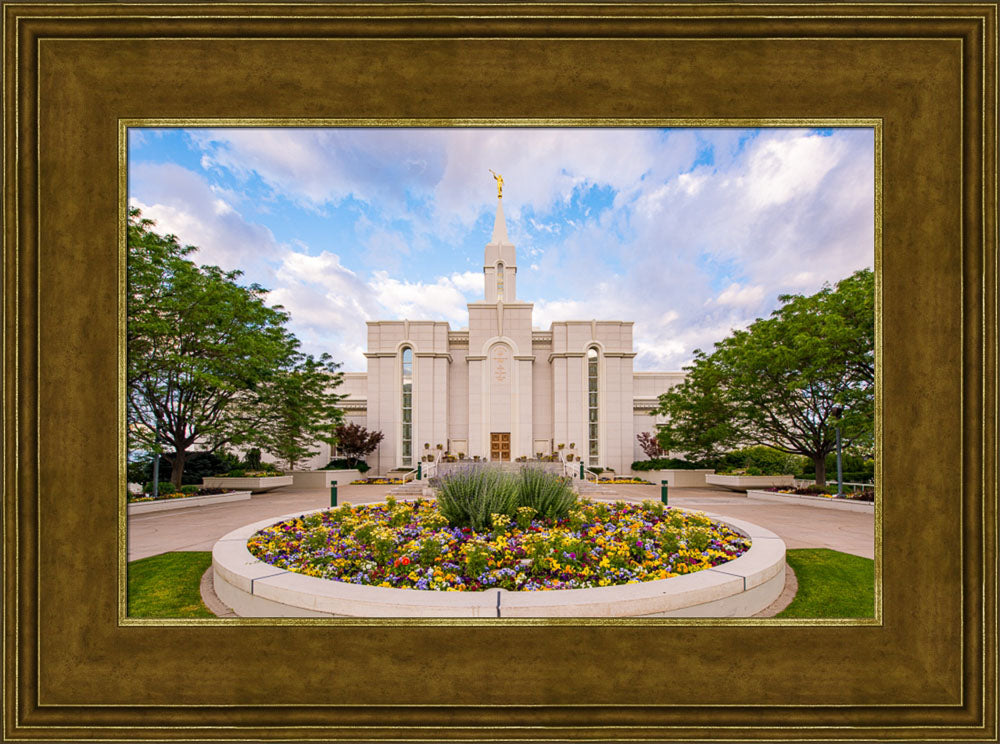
[491, 196, 510, 245]
[484, 174, 516, 302]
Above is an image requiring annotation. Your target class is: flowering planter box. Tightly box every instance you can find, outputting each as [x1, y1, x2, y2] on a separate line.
[745, 489, 875, 513]
[289, 470, 362, 489]
[635, 469, 716, 488]
[705, 474, 795, 492]
[201, 475, 293, 493]
[127, 490, 252, 515]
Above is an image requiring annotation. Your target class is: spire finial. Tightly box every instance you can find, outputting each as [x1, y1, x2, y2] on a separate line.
[489, 169, 503, 199]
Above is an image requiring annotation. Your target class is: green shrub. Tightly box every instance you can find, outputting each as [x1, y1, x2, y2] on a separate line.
[179, 485, 199, 494]
[437, 467, 520, 532]
[631, 458, 702, 471]
[130, 450, 242, 486]
[801, 453, 874, 482]
[323, 458, 371, 473]
[243, 448, 262, 470]
[518, 467, 577, 522]
[144, 481, 176, 495]
[716, 446, 806, 476]
[802, 484, 835, 495]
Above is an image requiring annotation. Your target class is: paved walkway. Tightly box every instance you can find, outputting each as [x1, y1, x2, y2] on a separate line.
[127, 484, 875, 561]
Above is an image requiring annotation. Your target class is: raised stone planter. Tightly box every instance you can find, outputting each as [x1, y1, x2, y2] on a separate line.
[745, 489, 875, 513]
[201, 475, 293, 493]
[636, 469, 716, 488]
[127, 490, 252, 515]
[705, 473, 795, 492]
[289, 470, 362, 489]
[212, 509, 786, 618]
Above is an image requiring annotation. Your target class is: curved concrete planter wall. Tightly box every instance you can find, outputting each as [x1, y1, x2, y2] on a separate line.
[634, 469, 716, 488]
[127, 490, 252, 515]
[202, 475, 293, 493]
[745, 489, 875, 513]
[288, 470, 361, 489]
[212, 509, 786, 618]
[705, 474, 795, 491]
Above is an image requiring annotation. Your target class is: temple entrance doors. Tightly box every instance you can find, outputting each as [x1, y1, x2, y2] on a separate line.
[490, 432, 511, 461]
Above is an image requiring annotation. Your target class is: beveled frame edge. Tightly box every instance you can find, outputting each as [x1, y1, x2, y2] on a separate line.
[2, 3, 996, 742]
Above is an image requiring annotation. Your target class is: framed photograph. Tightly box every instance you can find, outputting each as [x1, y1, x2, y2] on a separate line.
[123, 122, 877, 623]
[3, 3, 995, 742]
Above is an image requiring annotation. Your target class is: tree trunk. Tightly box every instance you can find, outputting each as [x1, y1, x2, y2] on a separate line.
[170, 449, 186, 488]
[813, 453, 827, 486]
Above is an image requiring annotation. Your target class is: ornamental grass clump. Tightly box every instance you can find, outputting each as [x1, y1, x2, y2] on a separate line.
[437, 466, 520, 531]
[518, 467, 577, 521]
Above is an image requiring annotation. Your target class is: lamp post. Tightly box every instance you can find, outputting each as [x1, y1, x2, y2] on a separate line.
[832, 406, 844, 498]
[151, 419, 161, 500]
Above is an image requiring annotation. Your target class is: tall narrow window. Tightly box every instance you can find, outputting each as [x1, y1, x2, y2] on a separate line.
[587, 347, 599, 466]
[401, 347, 413, 467]
[496, 262, 504, 301]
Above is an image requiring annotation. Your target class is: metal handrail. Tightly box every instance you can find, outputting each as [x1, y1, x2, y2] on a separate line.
[401, 468, 418, 483]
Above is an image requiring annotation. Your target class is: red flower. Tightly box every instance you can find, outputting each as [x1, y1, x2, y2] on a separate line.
[400, 556, 411, 566]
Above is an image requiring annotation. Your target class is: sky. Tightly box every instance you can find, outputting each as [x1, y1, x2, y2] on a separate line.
[127, 127, 874, 372]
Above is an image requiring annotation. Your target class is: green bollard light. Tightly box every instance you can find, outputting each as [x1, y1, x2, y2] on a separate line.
[579, 462, 584, 479]
[330, 483, 338, 508]
[417, 462, 422, 481]
[661, 480, 669, 506]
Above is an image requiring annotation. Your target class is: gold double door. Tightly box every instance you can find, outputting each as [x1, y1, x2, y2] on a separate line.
[490, 432, 511, 461]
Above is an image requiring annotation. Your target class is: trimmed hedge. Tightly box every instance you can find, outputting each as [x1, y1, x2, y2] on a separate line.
[323, 457, 371, 473]
[631, 458, 704, 471]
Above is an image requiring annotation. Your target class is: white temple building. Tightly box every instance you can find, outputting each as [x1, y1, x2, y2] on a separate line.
[330, 188, 685, 474]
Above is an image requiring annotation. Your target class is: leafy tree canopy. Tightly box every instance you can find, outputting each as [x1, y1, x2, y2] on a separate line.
[255, 352, 346, 470]
[127, 208, 343, 485]
[655, 269, 874, 485]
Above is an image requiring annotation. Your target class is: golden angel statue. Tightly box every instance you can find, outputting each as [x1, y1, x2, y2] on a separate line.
[489, 169, 504, 199]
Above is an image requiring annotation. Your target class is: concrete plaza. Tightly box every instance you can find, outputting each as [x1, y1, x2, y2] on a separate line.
[127, 484, 875, 562]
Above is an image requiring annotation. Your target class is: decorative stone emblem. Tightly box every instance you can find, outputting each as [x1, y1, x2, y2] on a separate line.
[493, 346, 508, 383]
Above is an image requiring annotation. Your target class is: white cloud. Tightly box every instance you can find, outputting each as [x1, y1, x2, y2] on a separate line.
[715, 283, 765, 307]
[128, 162, 280, 276]
[130, 127, 874, 373]
[449, 271, 482, 294]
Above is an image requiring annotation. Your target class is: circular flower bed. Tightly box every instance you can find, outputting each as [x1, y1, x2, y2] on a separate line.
[246, 498, 751, 592]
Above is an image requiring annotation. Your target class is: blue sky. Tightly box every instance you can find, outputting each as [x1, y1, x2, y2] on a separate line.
[128, 127, 874, 371]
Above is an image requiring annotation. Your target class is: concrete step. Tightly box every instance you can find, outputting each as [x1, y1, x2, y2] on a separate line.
[577, 481, 619, 497]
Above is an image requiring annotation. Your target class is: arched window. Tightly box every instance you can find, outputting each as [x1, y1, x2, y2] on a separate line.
[401, 347, 413, 467]
[587, 347, 599, 466]
[496, 262, 505, 301]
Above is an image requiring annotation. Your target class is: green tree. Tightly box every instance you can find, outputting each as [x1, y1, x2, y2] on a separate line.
[256, 352, 346, 470]
[656, 269, 874, 485]
[333, 422, 385, 469]
[127, 209, 302, 486]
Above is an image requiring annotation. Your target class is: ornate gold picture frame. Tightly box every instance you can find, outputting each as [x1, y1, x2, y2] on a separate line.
[3, 3, 996, 741]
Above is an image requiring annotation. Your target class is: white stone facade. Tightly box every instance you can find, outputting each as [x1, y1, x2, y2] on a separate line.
[317, 197, 685, 474]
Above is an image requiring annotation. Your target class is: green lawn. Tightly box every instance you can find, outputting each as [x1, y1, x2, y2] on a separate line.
[777, 548, 875, 618]
[128, 551, 214, 618]
[127, 547, 874, 619]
